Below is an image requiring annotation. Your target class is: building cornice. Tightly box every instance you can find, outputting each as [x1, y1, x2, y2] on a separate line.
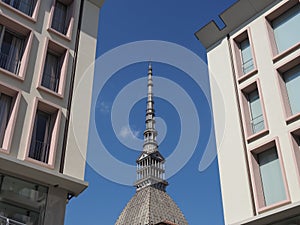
[195, 0, 281, 49]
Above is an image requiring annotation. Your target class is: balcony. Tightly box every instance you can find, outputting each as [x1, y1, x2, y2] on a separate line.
[0, 215, 25, 225]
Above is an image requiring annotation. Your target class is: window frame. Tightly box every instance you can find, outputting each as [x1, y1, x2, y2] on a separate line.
[0, 0, 41, 22]
[231, 28, 258, 83]
[25, 98, 61, 168]
[37, 38, 69, 98]
[0, 14, 33, 80]
[265, 0, 300, 62]
[0, 82, 21, 153]
[248, 138, 290, 213]
[47, 0, 75, 41]
[239, 79, 269, 142]
[276, 56, 300, 124]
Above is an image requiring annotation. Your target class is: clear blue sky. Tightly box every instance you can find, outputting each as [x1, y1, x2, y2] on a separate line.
[65, 1, 237, 224]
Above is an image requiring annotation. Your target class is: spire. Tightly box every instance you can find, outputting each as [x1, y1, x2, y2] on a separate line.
[134, 64, 168, 191]
[143, 62, 158, 153]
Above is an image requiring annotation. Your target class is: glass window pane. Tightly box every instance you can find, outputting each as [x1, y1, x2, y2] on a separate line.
[0, 29, 24, 75]
[51, 1, 67, 34]
[0, 174, 47, 225]
[41, 52, 60, 92]
[29, 110, 53, 163]
[0, 93, 12, 148]
[258, 147, 286, 206]
[284, 65, 300, 115]
[272, 4, 300, 53]
[248, 90, 264, 133]
[240, 38, 254, 74]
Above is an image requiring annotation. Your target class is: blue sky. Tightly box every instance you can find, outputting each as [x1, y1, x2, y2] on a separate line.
[65, 1, 237, 224]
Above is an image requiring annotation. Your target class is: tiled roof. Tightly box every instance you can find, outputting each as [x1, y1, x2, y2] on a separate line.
[115, 186, 188, 225]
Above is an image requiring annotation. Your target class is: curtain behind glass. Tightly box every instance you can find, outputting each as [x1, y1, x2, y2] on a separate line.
[52, 2, 67, 34]
[285, 65, 300, 115]
[42, 52, 59, 92]
[29, 110, 53, 163]
[18, 0, 34, 16]
[272, 4, 300, 53]
[6, 35, 23, 74]
[0, 30, 24, 75]
[0, 93, 12, 148]
[258, 147, 286, 206]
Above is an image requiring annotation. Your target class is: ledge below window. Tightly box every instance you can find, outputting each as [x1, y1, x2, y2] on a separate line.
[286, 113, 300, 125]
[37, 85, 64, 99]
[257, 199, 291, 214]
[247, 129, 269, 143]
[238, 69, 258, 84]
[47, 27, 72, 42]
[273, 43, 300, 63]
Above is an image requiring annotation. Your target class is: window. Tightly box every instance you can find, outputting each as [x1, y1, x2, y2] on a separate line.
[0, 93, 13, 148]
[41, 52, 60, 92]
[1, 0, 36, 16]
[0, 84, 20, 152]
[249, 140, 289, 212]
[0, 25, 25, 75]
[290, 129, 300, 181]
[240, 81, 268, 141]
[38, 39, 68, 96]
[50, 0, 74, 37]
[0, 173, 47, 225]
[240, 38, 254, 74]
[29, 110, 54, 163]
[271, 4, 300, 54]
[232, 30, 257, 81]
[257, 147, 286, 206]
[28, 100, 60, 165]
[0, 16, 33, 79]
[248, 89, 264, 134]
[283, 65, 300, 115]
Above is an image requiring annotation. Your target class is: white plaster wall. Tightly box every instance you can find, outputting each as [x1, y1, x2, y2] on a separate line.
[207, 37, 254, 224]
[207, 0, 300, 223]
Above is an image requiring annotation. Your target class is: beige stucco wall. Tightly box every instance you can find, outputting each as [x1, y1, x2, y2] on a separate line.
[0, 0, 104, 224]
[63, 0, 100, 180]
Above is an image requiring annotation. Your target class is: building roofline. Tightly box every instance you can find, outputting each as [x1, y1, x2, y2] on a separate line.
[87, 0, 105, 8]
[195, 0, 281, 49]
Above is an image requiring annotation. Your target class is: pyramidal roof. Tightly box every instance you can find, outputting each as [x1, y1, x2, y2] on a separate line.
[115, 64, 188, 225]
[115, 186, 188, 225]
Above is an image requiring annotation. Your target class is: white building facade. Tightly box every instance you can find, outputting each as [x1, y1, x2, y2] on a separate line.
[0, 0, 104, 224]
[196, 0, 300, 224]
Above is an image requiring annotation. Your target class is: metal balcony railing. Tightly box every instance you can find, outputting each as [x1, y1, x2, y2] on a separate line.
[242, 58, 254, 74]
[0, 52, 21, 75]
[251, 114, 264, 134]
[0, 215, 26, 225]
[29, 140, 50, 163]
